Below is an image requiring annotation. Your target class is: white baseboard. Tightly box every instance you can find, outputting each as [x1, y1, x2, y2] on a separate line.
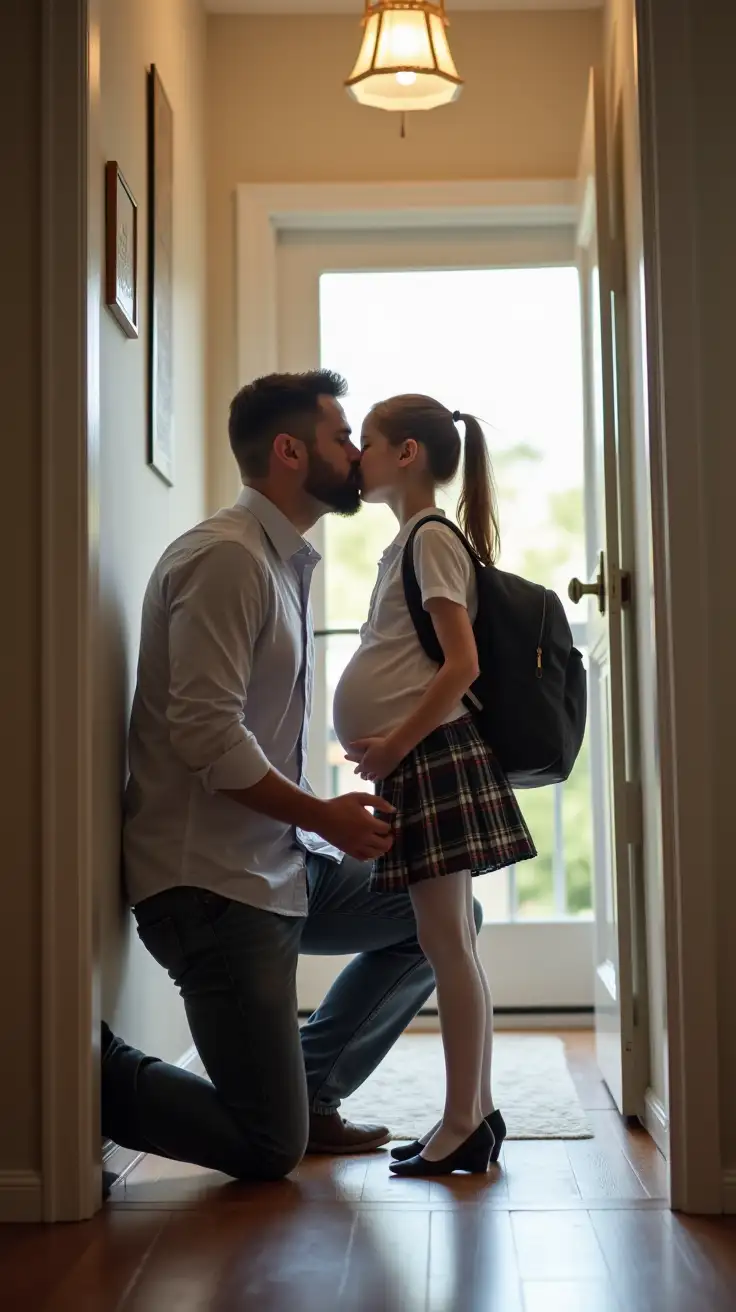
[0, 1171, 43, 1223]
[495, 1013, 593, 1032]
[644, 1087, 670, 1159]
[723, 1170, 736, 1214]
[407, 1012, 594, 1033]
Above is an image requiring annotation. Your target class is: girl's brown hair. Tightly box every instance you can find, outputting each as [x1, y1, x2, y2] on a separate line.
[369, 394, 500, 566]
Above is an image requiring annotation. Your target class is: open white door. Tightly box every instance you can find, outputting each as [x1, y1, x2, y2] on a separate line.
[569, 67, 638, 1114]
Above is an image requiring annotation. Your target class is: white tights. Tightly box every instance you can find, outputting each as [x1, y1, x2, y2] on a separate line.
[409, 871, 495, 1161]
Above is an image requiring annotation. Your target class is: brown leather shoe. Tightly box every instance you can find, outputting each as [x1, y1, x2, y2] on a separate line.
[307, 1110, 391, 1155]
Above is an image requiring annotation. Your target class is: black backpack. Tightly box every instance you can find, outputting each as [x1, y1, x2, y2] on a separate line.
[402, 517, 587, 789]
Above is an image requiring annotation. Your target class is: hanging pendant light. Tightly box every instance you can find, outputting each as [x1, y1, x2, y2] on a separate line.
[345, 0, 463, 115]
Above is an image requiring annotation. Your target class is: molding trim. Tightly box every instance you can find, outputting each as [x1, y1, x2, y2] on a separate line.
[723, 1171, 736, 1215]
[235, 178, 576, 387]
[644, 1087, 669, 1160]
[409, 1013, 594, 1033]
[0, 1172, 43, 1225]
[244, 179, 577, 232]
[40, 0, 101, 1222]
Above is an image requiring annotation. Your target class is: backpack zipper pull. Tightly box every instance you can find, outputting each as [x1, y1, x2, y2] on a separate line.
[536, 593, 547, 680]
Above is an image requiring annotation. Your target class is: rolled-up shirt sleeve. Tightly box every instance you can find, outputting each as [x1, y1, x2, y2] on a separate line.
[165, 540, 271, 793]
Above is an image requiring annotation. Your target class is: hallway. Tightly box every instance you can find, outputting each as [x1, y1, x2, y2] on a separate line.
[2, 1035, 734, 1310]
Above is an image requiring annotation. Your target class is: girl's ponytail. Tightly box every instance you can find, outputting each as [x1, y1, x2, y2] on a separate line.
[456, 413, 500, 566]
[368, 395, 500, 565]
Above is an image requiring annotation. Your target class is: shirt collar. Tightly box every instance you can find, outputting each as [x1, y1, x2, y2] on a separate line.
[236, 487, 320, 563]
[393, 507, 447, 550]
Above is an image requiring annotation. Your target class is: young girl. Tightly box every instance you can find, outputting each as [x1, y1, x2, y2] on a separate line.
[332, 395, 536, 1177]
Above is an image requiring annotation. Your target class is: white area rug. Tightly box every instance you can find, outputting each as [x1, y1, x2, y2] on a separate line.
[341, 1033, 592, 1140]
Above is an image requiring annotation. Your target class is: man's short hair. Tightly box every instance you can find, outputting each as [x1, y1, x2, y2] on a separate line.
[228, 371, 348, 478]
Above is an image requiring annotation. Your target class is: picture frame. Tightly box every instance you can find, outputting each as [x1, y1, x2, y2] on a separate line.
[104, 162, 138, 339]
[147, 65, 174, 486]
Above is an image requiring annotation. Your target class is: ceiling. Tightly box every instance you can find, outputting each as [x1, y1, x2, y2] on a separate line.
[205, 1, 602, 14]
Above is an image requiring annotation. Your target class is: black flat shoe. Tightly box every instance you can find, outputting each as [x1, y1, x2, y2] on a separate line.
[391, 1109, 506, 1164]
[390, 1137, 426, 1163]
[487, 1109, 506, 1164]
[389, 1121, 494, 1178]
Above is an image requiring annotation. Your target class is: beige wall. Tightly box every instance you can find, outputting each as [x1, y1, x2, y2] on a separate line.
[206, 10, 602, 508]
[98, 0, 207, 1060]
[0, 0, 42, 1176]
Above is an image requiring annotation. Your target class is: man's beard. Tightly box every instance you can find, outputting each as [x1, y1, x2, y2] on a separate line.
[303, 451, 362, 516]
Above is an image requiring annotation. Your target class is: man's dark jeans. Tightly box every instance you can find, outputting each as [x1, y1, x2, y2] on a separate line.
[102, 853, 482, 1180]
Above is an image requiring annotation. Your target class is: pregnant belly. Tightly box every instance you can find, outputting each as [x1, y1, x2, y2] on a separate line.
[333, 646, 423, 750]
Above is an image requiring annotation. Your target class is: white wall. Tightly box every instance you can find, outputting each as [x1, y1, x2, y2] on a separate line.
[98, 0, 207, 1061]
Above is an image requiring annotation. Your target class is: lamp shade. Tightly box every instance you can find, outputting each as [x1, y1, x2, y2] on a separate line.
[345, 1, 463, 113]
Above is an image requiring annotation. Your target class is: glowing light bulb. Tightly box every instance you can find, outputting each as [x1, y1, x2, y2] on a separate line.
[396, 71, 417, 86]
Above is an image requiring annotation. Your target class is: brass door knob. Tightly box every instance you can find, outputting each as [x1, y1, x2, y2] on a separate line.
[568, 551, 606, 614]
[568, 577, 599, 604]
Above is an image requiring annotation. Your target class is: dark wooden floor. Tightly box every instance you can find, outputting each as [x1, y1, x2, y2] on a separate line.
[2, 1033, 735, 1311]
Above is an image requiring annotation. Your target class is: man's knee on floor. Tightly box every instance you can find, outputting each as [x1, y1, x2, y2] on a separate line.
[229, 1132, 307, 1182]
[226, 1110, 309, 1182]
[249, 1146, 304, 1182]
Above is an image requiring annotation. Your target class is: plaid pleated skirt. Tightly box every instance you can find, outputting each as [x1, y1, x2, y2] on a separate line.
[371, 714, 537, 893]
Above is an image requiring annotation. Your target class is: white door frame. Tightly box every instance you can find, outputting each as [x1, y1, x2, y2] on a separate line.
[45, 0, 723, 1219]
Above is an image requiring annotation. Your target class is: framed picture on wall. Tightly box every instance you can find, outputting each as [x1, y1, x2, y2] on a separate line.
[104, 162, 138, 338]
[147, 64, 174, 486]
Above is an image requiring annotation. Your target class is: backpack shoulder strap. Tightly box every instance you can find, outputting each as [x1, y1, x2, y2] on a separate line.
[401, 516, 481, 666]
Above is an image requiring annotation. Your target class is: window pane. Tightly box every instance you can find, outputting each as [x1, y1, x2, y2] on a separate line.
[320, 266, 586, 622]
[512, 789, 556, 918]
[319, 265, 592, 919]
[474, 869, 512, 922]
[326, 505, 394, 629]
[563, 730, 594, 916]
